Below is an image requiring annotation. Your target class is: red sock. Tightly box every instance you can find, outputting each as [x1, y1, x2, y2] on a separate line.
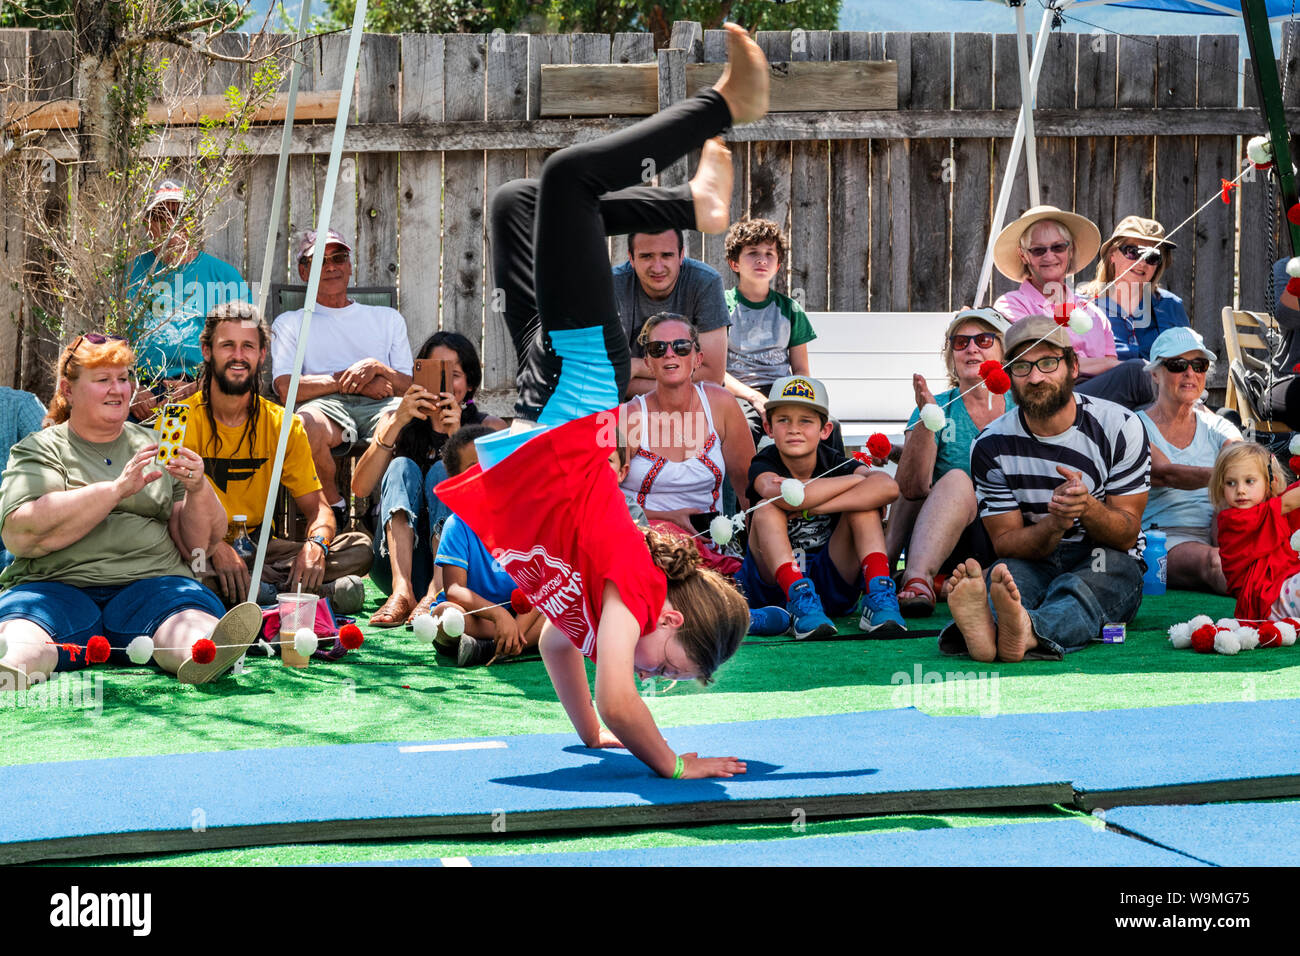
[775, 561, 803, 594]
[862, 552, 890, 585]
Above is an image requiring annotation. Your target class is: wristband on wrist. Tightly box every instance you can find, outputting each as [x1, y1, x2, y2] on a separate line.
[672, 755, 685, 779]
[374, 433, 395, 451]
[307, 534, 331, 556]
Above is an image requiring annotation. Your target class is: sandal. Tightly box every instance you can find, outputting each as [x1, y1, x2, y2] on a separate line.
[369, 592, 415, 628]
[897, 576, 937, 618]
[177, 602, 262, 684]
[404, 593, 439, 629]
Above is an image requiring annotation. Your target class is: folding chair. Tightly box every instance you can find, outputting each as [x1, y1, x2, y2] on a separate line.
[1220, 307, 1290, 437]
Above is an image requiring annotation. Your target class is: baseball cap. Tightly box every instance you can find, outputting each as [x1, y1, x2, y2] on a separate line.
[946, 307, 1011, 339]
[1143, 327, 1216, 372]
[766, 375, 830, 418]
[297, 228, 353, 260]
[1003, 315, 1072, 357]
[144, 179, 188, 214]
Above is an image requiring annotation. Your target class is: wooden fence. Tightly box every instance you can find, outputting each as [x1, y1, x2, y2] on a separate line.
[4, 22, 1300, 407]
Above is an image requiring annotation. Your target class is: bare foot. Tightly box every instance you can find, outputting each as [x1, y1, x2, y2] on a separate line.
[690, 137, 733, 234]
[713, 23, 769, 125]
[947, 558, 996, 663]
[990, 564, 1038, 662]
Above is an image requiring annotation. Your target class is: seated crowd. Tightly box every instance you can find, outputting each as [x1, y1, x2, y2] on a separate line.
[0, 183, 1287, 690]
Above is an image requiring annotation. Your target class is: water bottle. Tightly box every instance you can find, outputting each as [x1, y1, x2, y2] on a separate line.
[229, 515, 255, 562]
[1143, 530, 1167, 596]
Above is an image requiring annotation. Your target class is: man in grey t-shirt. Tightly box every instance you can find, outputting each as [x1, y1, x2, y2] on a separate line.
[612, 228, 730, 397]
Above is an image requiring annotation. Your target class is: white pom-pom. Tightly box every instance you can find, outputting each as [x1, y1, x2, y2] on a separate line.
[441, 606, 466, 638]
[1213, 630, 1241, 655]
[293, 627, 318, 657]
[1188, 614, 1214, 630]
[1236, 626, 1260, 651]
[708, 514, 733, 547]
[1288, 434, 1300, 457]
[126, 635, 155, 665]
[919, 403, 946, 432]
[1287, 258, 1300, 280]
[412, 613, 438, 643]
[1290, 529, 1300, 553]
[731, 512, 746, 533]
[1167, 622, 1192, 649]
[1276, 620, 1297, 645]
[1068, 309, 1093, 335]
[1247, 135, 1273, 165]
[780, 478, 806, 508]
[1215, 617, 1238, 630]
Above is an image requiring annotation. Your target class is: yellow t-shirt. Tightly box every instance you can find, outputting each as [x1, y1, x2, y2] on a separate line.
[182, 394, 320, 529]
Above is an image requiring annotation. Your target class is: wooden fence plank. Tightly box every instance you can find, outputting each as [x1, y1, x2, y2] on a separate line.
[610, 33, 655, 266]
[907, 33, 949, 311]
[989, 32, 1030, 305]
[398, 33, 443, 347]
[867, 32, 893, 309]
[286, 35, 319, 276]
[312, 34, 357, 260]
[1033, 28, 1075, 215]
[788, 29, 830, 311]
[749, 32, 792, 295]
[1239, 57, 1278, 314]
[355, 33, 399, 290]
[245, 32, 290, 297]
[1114, 35, 1156, 223]
[0, 29, 29, 388]
[1074, 30, 1117, 253]
[200, 32, 249, 275]
[440, 34, 486, 342]
[700, 28, 747, 280]
[1153, 35, 1198, 312]
[951, 32, 993, 309]
[526, 34, 570, 179]
[827, 31, 869, 311]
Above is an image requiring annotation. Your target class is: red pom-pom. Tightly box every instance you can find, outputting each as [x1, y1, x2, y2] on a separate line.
[191, 638, 216, 665]
[1290, 456, 1300, 474]
[339, 623, 364, 650]
[1287, 276, 1300, 297]
[1052, 301, 1072, 326]
[510, 588, 532, 614]
[852, 450, 871, 464]
[1190, 624, 1218, 653]
[986, 368, 1012, 395]
[978, 359, 1001, 379]
[1258, 622, 1283, 647]
[1288, 203, 1300, 226]
[866, 433, 892, 460]
[86, 635, 111, 664]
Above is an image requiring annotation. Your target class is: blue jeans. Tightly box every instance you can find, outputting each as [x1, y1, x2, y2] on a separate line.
[370, 457, 451, 596]
[940, 541, 1144, 659]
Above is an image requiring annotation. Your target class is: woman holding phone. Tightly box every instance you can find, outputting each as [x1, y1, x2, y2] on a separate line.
[351, 331, 506, 626]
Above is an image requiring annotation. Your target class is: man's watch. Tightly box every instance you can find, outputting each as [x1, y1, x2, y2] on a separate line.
[307, 534, 331, 556]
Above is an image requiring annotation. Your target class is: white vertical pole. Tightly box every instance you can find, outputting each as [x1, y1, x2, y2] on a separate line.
[1015, 1, 1041, 205]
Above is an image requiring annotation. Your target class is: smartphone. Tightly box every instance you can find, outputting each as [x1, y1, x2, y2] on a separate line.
[687, 511, 720, 533]
[413, 359, 447, 396]
[154, 403, 190, 465]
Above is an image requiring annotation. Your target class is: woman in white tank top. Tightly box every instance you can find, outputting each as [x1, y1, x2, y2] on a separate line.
[620, 315, 756, 571]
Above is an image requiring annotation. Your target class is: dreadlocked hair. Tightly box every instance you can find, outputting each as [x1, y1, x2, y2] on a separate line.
[197, 301, 269, 458]
[643, 526, 749, 686]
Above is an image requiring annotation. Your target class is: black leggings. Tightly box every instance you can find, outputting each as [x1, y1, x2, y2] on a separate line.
[488, 89, 732, 421]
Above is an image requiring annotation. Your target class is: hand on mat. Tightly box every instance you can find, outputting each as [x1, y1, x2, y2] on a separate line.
[679, 752, 747, 779]
[114, 446, 165, 500]
[164, 446, 208, 496]
[290, 539, 326, 593]
[912, 373, 936, 412]
[395, 385, 438, 426]
[360, 375, 394, 400]
[211, 540, 252, 604]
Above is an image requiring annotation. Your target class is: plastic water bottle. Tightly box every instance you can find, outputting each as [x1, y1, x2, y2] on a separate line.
[229, 515, 255, 562]
[1143, 530, 1167, 596]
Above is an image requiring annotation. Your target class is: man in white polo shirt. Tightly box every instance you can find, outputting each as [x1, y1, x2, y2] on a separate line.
[271, 229, 413, 523]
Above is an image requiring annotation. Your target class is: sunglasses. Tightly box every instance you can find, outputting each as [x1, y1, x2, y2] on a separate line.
[950, 332, 997, 351]
[300, 251, 351, 266]
[1008, 355, 1064, 377]
[645, 338, 696, 359]
[65, 333, 129, 372]
[1160, 357, 1209, 374]
[1118, 243, 1163, 266]
[1026, 241, 1071, 258]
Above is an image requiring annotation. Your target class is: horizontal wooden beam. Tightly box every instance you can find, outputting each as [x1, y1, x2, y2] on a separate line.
[540, 61, 898, 116]
[4, 92, 340, 131]
[28, 107, 1294, 160]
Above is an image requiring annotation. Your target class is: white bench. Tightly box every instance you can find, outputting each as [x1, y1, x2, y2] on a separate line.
[805, 311, 953, 448]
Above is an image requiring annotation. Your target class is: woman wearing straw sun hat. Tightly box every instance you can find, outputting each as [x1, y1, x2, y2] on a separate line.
[993, 205, 1155, 409]
[1081, 215, 1189, 363]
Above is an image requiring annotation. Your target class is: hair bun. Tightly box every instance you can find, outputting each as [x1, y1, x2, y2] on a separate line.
[644, 527, 701, 581]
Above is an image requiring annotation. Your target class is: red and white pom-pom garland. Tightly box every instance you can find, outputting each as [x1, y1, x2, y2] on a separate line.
[1168, 614, 1297, 655]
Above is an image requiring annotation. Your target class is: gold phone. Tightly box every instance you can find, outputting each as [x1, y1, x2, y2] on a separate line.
[154, 403, 190, 465]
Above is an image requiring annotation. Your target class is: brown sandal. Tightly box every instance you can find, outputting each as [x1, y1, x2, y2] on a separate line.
[369, 593, 415, 628]
[405, 594, 439, 628]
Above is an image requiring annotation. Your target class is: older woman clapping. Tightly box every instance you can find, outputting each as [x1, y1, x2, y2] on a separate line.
[0, 335, 260, 690]
[885, 308, 1014, 616]
[1136, 328, 1241, 594]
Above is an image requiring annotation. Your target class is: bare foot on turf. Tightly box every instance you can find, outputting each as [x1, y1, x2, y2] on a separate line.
[690, 137, 733, 233]
[714, 23, 769, 125]
[947, 558, 996, 663]
[990, 563, 1038, 662]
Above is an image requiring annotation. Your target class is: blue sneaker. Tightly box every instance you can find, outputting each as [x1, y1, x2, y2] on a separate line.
[749, 605, 792, 637]
[785, 579, 837, 640]
[859, 575, 907, 636]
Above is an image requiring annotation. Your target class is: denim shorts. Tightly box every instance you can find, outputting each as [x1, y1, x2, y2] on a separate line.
[0, 576, 226, 671]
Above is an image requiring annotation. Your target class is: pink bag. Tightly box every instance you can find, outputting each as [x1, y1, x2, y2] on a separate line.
[260, 599, 350, 659]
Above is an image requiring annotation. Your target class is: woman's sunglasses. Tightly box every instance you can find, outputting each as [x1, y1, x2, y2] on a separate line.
[1026, 241, 1071, 258]
[1118, 243, 1163, 266]
[950, 332, 997, 351]
[1161, 357, 1209, 374]
[64, 333, 128, 372]
[645, 338, 696, 359]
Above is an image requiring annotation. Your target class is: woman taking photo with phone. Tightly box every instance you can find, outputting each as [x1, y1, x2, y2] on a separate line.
[351, 331, 506, 626]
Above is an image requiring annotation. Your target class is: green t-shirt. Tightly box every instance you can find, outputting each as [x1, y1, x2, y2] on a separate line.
[724, 287, 817, 389]
[0, 422, 192, 589]
[906, 386, 1017, 481]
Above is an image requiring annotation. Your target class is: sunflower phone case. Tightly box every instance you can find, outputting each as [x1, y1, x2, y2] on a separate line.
[154, 403, 190, 466]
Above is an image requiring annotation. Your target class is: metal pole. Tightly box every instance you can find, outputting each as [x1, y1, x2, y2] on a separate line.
[1015, 1, 1041, 206]
[1241, 0, 1300, 255]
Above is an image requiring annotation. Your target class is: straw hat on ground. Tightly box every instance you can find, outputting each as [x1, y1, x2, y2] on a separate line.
[993, 205, 1102, 281]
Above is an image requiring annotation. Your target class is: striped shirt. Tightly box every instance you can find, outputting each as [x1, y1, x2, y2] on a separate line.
[971, 394, 1151, 559]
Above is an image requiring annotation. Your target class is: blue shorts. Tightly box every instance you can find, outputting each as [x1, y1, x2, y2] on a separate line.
[0, 576, 226, 671]
[737, 547, 863, 617]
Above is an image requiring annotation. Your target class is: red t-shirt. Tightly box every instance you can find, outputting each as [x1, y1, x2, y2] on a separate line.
[436, 411, 667, 660]
[1216, 493, 1300, 620]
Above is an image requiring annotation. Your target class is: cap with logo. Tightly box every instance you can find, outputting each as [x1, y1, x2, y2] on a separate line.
[144, 179, 188, 215]
[766, 375, 831, 418]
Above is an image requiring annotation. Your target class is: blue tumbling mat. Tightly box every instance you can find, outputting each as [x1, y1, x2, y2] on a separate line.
[1105, 802, 1300, 866]
[0, 709, 1071, 864]
[363, 821, 1203, 867]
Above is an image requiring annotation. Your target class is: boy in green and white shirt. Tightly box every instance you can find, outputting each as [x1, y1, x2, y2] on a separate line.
[722, 218, 819, 445]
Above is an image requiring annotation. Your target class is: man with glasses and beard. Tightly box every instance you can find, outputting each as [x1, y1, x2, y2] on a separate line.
[938, 315, 1150, 663]
[183, 302, 371, 613]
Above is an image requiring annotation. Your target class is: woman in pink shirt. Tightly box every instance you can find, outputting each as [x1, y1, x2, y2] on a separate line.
[992, 205, 1155, 409]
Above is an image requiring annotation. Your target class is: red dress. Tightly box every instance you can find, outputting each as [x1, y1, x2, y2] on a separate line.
[1216, 494, 1300, 620]
[436, 411, 667, 660]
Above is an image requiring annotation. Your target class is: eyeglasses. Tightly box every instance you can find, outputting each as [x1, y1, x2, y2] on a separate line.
[950, 332, 997, 351]
[1026, 241, 1071, 258]
[1160, 357, 1209, 374]
[1007, 355, 1064, 377]
[645, 338, 696, 359]
[1118, 243, 1163, 267]
[300, 251, 351, 266]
